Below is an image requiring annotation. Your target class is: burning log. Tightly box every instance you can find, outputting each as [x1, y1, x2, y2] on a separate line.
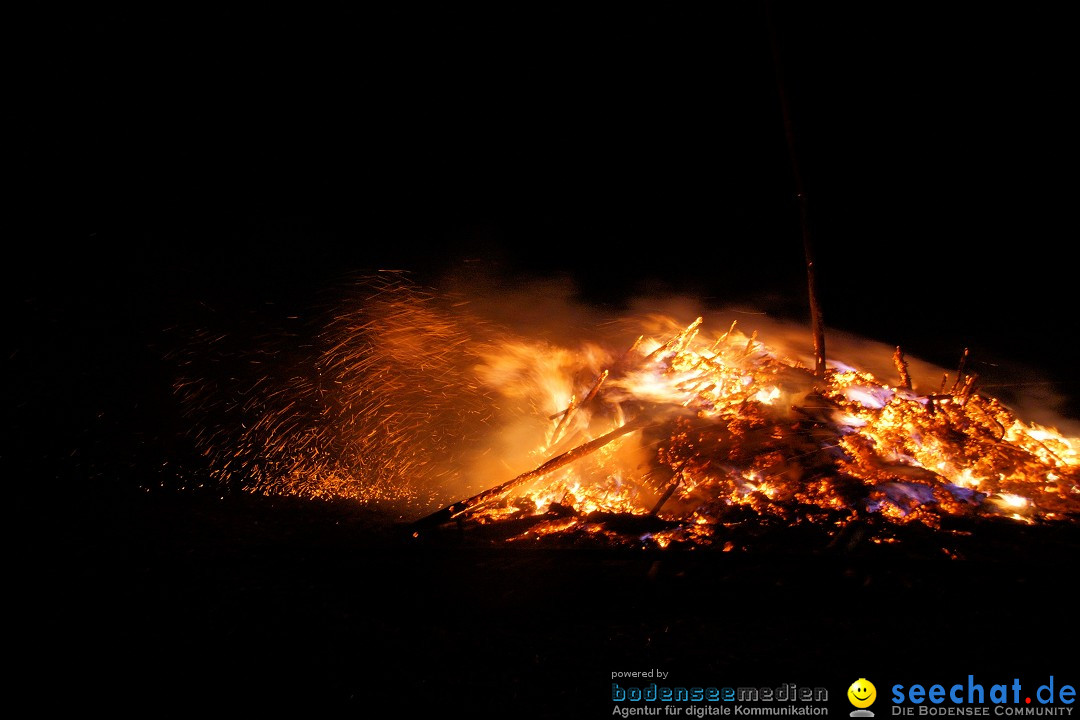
[412, 417, 651, 529]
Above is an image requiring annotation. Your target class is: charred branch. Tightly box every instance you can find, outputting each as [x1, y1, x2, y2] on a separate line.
[650, 457, 692, 516]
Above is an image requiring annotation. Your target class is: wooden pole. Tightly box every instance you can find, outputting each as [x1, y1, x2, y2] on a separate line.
[766, 1, 827, 377]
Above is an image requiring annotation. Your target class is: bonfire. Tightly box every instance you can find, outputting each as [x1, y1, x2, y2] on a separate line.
[173, 274, 1080, 551]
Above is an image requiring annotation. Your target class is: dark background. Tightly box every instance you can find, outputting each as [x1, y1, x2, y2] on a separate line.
[7, 4, 1077, 715]
[11, 5, 1076, 364]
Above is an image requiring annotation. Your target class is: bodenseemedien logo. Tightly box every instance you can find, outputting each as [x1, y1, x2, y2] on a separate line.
[610, 673, 830, 716]
[849, 679, 877, 717]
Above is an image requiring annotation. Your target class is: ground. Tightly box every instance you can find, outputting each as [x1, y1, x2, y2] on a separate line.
[15, 482, 1077, 716]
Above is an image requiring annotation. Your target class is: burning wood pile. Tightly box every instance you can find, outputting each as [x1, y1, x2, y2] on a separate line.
[411, 314, 1079, 548]
[176, 277, 1079, 550]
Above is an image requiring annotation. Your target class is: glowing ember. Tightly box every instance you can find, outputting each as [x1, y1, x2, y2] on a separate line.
[175, 276, 1080, 547]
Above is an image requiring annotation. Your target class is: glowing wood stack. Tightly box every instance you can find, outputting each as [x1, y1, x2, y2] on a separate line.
[413, 317, 1080, 545]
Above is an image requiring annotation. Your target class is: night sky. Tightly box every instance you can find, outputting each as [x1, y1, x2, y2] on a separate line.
[7, 5, 1078, 714]
[12, 6, 1076, 391]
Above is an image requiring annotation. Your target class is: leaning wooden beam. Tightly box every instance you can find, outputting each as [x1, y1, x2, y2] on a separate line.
[411, 417, 649, 529]
[579, 368, 610, 407]
[550, 369, 609, 445]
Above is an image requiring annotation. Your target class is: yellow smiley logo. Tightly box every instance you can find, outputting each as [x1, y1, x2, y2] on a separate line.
[848, 679, 877, 708]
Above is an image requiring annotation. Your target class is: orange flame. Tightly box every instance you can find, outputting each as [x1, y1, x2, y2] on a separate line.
[176, 277, 1080, 545]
